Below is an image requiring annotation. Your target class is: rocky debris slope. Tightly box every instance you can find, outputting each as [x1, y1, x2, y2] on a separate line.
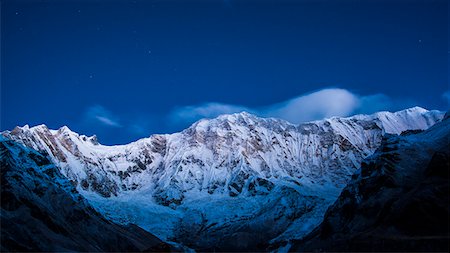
[289, 112, 450, 252]
[0, 136, 169, 252]
[1, 107, 444, 250]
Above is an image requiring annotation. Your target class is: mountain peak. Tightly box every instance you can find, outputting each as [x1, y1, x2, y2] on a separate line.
[58, 125, 73, 133]
[86, 134, 99, 145]
[375, 106, 428, 116]
[208, 111, 255, 122]
[407, 106, 427, 111]
[30, 124, 48, 130]
[231, 111, 253, 118]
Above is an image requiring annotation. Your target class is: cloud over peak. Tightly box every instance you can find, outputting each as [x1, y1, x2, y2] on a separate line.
[170, 103, 250, 124]
[169, 88, 417, 125]
[265, 88, 358, 123]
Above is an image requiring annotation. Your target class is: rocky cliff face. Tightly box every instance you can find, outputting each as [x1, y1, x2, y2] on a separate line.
[1, 107, 444, 250]
[0, 136, 169, 252]
[289, 112, 450, 252]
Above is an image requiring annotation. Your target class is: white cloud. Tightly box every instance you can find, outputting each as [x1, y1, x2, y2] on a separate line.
[170, 103, 251, 124]
[262, 88, 359, 123]
[84, 105, 122, 127]
[169, 88, 417, 125]
[95, 116, 120, 127]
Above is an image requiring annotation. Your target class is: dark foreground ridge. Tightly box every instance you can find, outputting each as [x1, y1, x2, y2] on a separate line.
[0, 137, 170, 252]
[289, 113, 450, 252]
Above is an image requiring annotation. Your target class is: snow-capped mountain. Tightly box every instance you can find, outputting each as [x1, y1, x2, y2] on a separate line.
[1, 107, 444, 250]
[0, 136, 168, 252]
[290, 112, 450, 252]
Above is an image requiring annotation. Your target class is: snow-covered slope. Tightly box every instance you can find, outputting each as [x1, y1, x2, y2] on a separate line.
[1, 107, 444, 250]
[290, 112, 450, 252]
[0, 136, 168, 252]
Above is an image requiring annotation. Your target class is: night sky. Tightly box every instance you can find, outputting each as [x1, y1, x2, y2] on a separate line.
[1, 0, 448, 144]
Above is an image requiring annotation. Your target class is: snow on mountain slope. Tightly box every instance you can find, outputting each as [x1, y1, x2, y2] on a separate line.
[1, 107, 444, 249]
[289, 112, 450, 252]
[0, 136, 169, 252]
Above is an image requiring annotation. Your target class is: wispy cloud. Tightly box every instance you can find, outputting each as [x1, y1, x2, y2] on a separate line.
[169, 103, 251, 124]
[84, 105, 122, 127]
[263, 88, 358, 123]
[79, 105, 158, 144]
[169, 88, 417, 125]
[82, 105, 160, 136]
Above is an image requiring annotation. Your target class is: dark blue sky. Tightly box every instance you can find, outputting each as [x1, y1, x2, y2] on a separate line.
[1, 0, 448, 144]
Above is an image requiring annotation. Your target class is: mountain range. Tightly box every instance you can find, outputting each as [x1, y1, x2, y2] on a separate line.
[1, 106, 447, 251]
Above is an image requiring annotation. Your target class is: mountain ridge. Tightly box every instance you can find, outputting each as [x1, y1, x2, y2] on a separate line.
[289, 111, 450, 252]
[0, 136, 169, 252]
[6, 106, 437, 146]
